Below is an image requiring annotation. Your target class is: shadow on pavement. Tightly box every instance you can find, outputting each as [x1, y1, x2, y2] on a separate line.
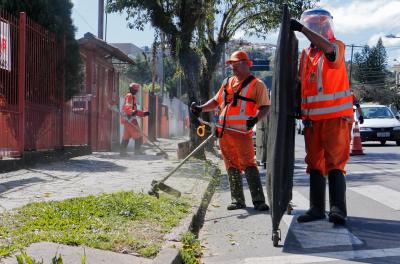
[41, 159, 127, 173]
[282, 215, 400, 263]
[0, 177, 45, 194]
[349, 152, 400, 164]
[94, 153, 165, 161]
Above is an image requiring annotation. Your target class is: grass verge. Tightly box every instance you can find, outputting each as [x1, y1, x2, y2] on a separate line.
[0, 191, 190, 258]
[180, 232, 202, 264]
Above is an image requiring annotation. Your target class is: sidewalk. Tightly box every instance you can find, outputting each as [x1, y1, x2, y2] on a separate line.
[0, 137, 220, 263]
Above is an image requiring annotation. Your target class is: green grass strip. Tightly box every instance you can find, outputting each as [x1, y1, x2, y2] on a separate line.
[0, 192, 191, 258]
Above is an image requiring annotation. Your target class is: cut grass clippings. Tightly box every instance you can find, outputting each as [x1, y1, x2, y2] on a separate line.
[0, 191, 191, 258]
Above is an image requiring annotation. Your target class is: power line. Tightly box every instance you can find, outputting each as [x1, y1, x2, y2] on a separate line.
[74, 9, 97, 33]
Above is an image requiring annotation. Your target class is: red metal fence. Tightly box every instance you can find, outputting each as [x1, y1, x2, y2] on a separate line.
[0, 11, 85, 158]
[0, 11, 22, 157]
[24, 13, 64, 151]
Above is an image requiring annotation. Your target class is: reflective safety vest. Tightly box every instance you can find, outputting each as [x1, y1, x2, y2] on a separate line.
[219, 75, 258, 132]
[121, 92, 144, 124]
[300, 47, 353, 121]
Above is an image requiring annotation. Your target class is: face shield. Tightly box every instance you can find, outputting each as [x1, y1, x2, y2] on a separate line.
[301, 9, 335, 41]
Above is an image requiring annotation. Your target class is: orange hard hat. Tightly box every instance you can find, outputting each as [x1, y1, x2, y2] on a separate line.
[226, 50, 253, 67]
[129, 83, 140, 91]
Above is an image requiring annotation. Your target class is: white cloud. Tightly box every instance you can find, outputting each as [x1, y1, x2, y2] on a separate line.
[320, 0, 400, 35]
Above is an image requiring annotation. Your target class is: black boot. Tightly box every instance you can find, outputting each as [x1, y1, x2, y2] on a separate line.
[134, 138, 144, 155]
[227, 168, 246, 210]
[328, 169, 347, 225]
[120, 139, 129, 157]
[297, 170, 326, 223]
[244, 166, 269, 211]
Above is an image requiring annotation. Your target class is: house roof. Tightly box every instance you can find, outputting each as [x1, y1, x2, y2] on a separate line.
[78, 33, 135, 65]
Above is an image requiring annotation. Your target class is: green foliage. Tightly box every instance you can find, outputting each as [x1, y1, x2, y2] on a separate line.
[180, 232, 202, 264]
[0, 192, 190, 258]
[123, 54, 152, 85]
[106, 0, 318, 100]
[0, 0, 82, 99]
[16, 252, 43, 264]
[15, 251, 88, 264]
[353, 38, 399, 105]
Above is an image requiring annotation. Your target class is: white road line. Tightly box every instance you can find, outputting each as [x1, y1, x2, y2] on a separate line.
[244, 247, 400, 264]
[282, 191, 363, 249]
[348, 168, 400, 176]
[350, 185, 400, 210]
[293, 168, 400, 180]
[290, 190, 309, 210]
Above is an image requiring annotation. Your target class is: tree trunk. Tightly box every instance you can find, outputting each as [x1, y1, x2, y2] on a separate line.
[178, 46, 206, 159]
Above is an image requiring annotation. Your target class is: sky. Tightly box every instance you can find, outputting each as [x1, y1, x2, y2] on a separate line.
[71, 0, 400, 65]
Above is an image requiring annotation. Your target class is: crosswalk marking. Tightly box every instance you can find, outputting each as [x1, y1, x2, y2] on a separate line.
[350, 185, 400, 210]
[282, 191, 363, 249]
[244, 247, 400, 263]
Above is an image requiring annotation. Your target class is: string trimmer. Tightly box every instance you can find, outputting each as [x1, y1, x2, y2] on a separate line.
[148, 116, 250, 198]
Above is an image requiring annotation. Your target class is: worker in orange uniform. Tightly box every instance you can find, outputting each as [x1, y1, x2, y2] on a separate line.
[120, 83, 150, 157]
[291, 8, 353, 225]
[191, 50, 270, 211]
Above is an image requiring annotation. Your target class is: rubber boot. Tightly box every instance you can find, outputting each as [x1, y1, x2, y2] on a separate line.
[328, 169, 347, 225]
[297, 170, 326, 223]
[244, 166, 269, 211]
[227, 167, 246, 210]
[134, 137, 144, 155]
[120, 139, 129, 157]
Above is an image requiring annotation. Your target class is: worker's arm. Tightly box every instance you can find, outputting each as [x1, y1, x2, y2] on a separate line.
[190, 99, 219, 116]
[200, 99, 219, 112]
[290, 19, 335, 56]
[257, 106, 270, 121]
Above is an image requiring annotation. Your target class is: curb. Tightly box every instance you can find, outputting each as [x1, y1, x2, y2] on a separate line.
[153, 160, 221, 264]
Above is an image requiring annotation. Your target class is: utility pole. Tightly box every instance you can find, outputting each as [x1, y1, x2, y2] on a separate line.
[222, 43, 226, 80]
[346, 44, 363, 87]
[349, 44, 354, 86]
[160, 32, 165, 99]
[98, 0, 104, 39]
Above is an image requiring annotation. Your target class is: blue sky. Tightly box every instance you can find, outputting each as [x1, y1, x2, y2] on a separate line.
[71, 0, 400, 65]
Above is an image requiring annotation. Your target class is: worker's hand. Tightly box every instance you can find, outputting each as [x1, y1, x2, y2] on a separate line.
[293, 107, 302, 120]
[246, 116, 258, 130]
[143, 111, 150, 117]
[290, 19, 303, 32]
[190, 102, 202, 117]
[358, 115, 364, 124]
[131, 110, 137, 117]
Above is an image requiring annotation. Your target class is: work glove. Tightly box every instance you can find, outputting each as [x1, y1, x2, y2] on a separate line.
[246, 116, 258, 130]
[293, 107, 302, 120]
[131, 110, 137, 117]
[290, 19, 303, 32]
[190, 102, 202, 117]
[143, 111, 150, 117]
[358, 115, 364, 124]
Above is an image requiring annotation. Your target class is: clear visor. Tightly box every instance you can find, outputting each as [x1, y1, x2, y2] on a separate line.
[300, 14, 335, 40]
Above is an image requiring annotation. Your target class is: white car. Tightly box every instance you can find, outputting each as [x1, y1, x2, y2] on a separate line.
[358, 104, 400, 146]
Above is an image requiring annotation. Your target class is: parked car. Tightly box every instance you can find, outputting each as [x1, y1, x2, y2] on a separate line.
[358, 104, 400, 146]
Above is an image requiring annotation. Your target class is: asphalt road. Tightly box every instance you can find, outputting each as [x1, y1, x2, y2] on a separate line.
[199, 134, 400, 264]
